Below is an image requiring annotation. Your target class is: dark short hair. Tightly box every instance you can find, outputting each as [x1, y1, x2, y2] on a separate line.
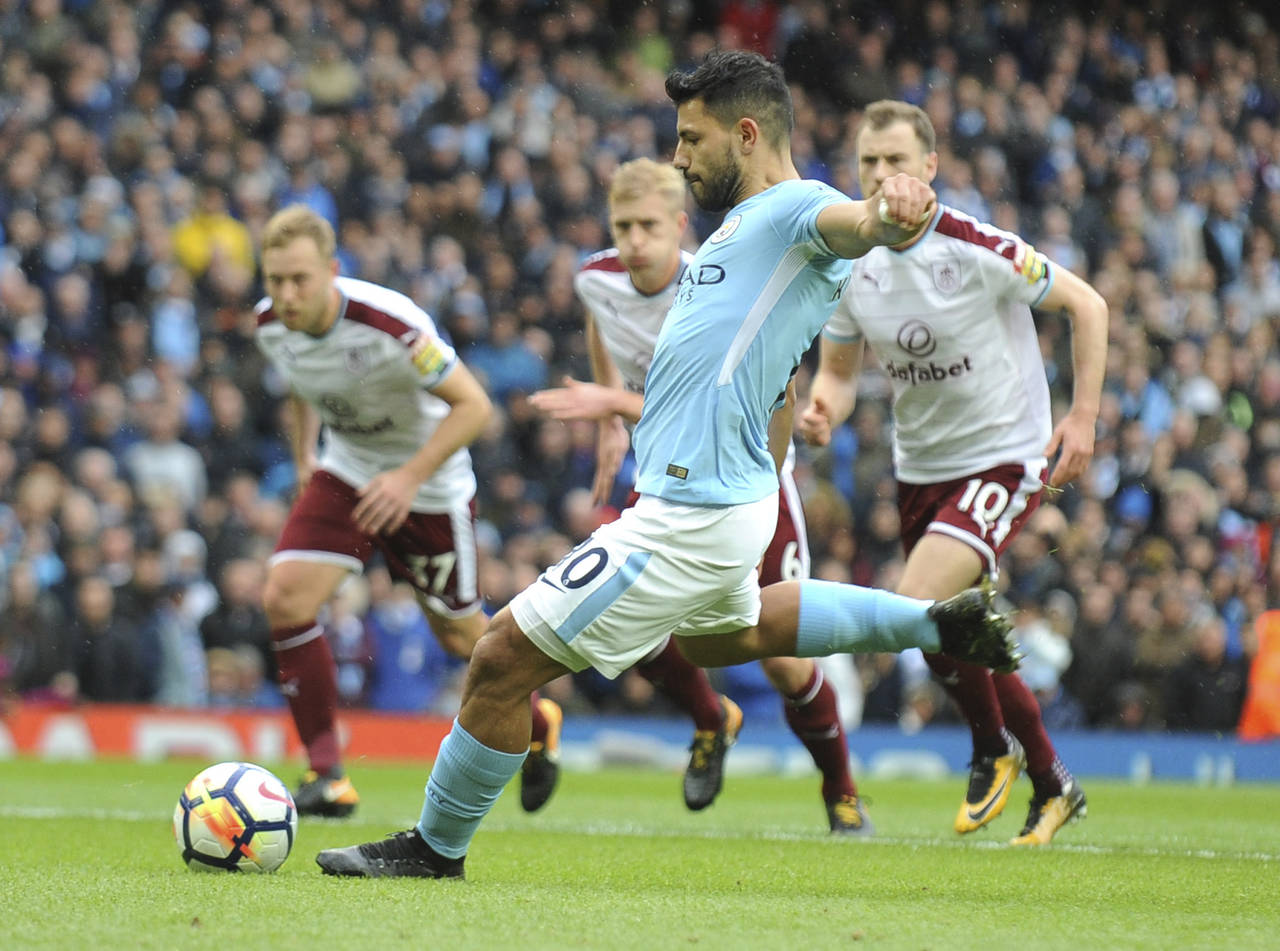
[665, 49, 793, 145]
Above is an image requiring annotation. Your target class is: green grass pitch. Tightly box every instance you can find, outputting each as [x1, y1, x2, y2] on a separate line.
[3, 757, 1278, 950]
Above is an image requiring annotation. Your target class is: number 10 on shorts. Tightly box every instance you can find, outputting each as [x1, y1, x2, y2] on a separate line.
[956, 477, 1011, 538]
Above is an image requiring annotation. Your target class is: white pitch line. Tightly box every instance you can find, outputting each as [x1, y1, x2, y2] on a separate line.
[484, 817, 1280, 862]
[3, 804, 1277, 863]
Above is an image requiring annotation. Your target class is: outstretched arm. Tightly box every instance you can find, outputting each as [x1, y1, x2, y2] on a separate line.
[530, 315, 644, 423]
[529, 312, 640, 505]
[530, 377, 644, 423]
[1038, 267, 1109, 487]
[815, 173, 937, 259]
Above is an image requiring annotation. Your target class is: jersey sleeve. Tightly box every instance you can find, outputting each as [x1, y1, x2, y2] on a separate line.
[971, 229, 1055, 307]
[573, 269, 603, 320]
[823, 284, 863, 343]
[767, 181, 848, 258]
[404, 313, 459, 390]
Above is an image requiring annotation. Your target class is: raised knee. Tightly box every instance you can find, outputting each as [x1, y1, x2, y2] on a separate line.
[262, 572, 317, 627]
[463, 612, 555, 700]
[467, 624, 516, 683]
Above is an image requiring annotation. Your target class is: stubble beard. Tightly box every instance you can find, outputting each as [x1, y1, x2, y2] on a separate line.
[690, 152, 745, 213]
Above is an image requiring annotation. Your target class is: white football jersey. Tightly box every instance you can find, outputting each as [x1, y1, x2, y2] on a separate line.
[825, 206, 1054, 484]
[574, 247, 799, 475]
[573, 248, 693, 394]
[256, 276, 476, 510]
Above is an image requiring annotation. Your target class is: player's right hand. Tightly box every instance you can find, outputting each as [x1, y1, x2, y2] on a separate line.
[530, 376, 618, 421]
[799, 396, 834, 447]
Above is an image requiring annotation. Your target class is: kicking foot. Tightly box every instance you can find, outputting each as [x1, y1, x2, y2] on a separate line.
[316, 828, 465, 878]
[929, 583, 1021, 673]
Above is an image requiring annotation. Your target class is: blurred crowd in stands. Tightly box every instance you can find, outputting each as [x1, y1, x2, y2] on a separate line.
[1, 0, 1278, 738]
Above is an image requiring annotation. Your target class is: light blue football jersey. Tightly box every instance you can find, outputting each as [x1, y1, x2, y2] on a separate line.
[633, 179, 852, 505]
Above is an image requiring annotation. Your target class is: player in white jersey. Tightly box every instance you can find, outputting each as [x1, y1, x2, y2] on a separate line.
[532, 157, 870, 832]
[319, 50, 1017, 879]
[801, 101, 1108, 846]
[254, 206, 562, 818]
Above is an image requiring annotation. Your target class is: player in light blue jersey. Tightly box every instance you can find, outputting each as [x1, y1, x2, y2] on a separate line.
[318, 49, 1021, 880]
[632, 175, 853, 506]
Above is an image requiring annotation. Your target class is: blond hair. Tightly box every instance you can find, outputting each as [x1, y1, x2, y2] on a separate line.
[861, 100, 937, 153]
[262, 204, 336, 258]
[608, 158, 686, 213]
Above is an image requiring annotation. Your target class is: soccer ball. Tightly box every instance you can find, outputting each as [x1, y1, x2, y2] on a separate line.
[173, 761, 297, 872]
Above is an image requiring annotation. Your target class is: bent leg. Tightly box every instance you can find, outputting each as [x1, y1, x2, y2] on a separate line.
[675, 580, 940, 667]
[761, 655, 858, 808]
[677, 576, 1012, 672]
[417, 608, 571, 858]
[993, 671, 1068, 795]
[636, 636, 724, 731]
[898, 534, 1008, 753]
[418, 597, 551, 749]
[263, 558, 352, 776]
[422, 599, 559, 784]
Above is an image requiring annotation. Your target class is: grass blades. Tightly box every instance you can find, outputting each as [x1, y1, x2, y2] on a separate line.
[3, 758, 1278, 950]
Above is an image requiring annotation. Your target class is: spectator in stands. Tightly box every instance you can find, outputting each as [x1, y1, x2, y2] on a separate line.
[1163, 611, 1249, 732]
[123, 398, 207, 515]
[0, 0, 1275, 749]
[171, 179, 255, 281]
[200, 557, 272, 677]
[0, 559, 70, 698]
[364, 567, 466, 713]
[70, 575, 155, 703]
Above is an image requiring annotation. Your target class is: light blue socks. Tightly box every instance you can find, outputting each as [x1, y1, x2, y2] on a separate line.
[795, 580, 940, 656]
[417, 719, 527, 859]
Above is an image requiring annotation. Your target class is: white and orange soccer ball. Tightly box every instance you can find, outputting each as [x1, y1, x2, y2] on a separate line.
[173, 762, 297, 872]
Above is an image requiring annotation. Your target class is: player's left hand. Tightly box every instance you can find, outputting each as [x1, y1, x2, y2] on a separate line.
[798, 396, 834, 447]
[530, 377, 618, 421]
[1043, 410, 1096, 488]
[353, 468, 418, 535]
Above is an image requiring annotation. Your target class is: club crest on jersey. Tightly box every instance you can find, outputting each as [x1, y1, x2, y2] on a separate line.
[709, 214, 742, 244]
[344, 345, 374, 374]
[932, 260, 961, 294]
